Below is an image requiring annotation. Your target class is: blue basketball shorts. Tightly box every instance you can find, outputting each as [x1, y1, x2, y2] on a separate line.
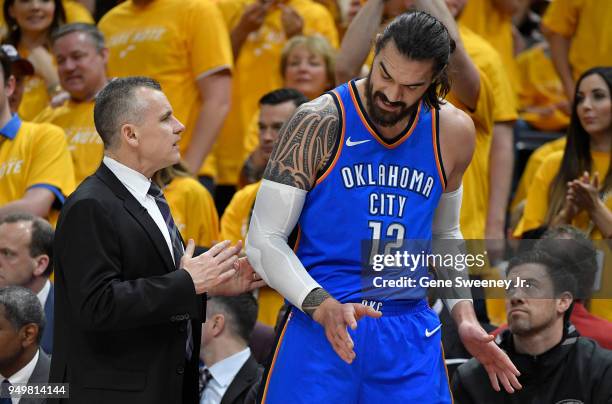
[260, 299, 452, 403]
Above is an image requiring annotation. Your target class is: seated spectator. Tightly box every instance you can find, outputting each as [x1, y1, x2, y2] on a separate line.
[223, 88, 307, 327]
[0, 286, 50, 393]
[2, 0, 66, 120]
[516, 67, 612, 239]
[153, 161, 220, 249]
[0, 214, 54, 354]
[502, 225, 612, 349]
[0, 46, 75, 220]
[200, 293, 262, 404]
[34, 23, 106, 185]
[241, 35, 336, 182]
[452, 250, 612, 403]
[237, 88, 308, 188]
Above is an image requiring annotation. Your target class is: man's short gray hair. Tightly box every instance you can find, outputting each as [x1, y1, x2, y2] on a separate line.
[51, 23, 106, 52]
[0, 286, 45, 343]
[93, 76, 162, 149]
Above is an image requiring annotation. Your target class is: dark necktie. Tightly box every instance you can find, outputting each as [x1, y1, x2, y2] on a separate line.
[147, 182, 193, 359]
[0, 379, 12, 404]
[199, 367, 214, 397]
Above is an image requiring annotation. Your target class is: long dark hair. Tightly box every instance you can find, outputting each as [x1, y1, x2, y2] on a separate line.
[3, 0, 66, 46]
[546, 66, 612, 223]
[374, 11, 455, 110]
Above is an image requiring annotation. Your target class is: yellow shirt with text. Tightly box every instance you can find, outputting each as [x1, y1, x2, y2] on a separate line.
[99, 0, 233, 162]
[542, 0, 612, 81]
[164, 176, 220, 248]
[0, 119, 75, 216]
[33, 99, 102, 185]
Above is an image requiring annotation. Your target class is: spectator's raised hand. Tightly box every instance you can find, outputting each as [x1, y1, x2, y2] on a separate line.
[237, 1, 271, 36]
[280, 4, 304, 38]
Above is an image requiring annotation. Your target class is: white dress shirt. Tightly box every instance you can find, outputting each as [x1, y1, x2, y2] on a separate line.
[36, 280, 51, 309]
[200, 348, 251, 404]
[0, 349, 39, 404]
[103, 156, 175, 261]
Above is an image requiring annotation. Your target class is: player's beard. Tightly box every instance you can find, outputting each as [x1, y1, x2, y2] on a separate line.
[365, 71, 416, 128]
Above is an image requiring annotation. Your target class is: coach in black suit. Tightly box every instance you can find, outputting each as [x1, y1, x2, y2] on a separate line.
[49, 77, 264, 404]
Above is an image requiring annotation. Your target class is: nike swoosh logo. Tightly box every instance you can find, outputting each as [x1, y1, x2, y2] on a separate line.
[346, 137, 371, 147]
[425, 324, 442, 338]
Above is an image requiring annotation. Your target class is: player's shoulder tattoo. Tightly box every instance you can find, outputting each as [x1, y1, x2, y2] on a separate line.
[263, 95, 340, 191]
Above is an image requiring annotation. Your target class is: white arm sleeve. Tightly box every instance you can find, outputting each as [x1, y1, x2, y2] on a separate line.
[245, 179, 322, 310]
[431, 185, 473, 313]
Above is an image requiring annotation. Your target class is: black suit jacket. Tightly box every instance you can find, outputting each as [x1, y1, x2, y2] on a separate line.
[221, 355, 262, 404]
[49, 164, 205, 404]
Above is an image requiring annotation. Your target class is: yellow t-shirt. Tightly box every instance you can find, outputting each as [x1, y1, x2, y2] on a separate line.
[99, 0, 233, 165]
[0, 117, 75, 216]
[204, 0, 337, 184]
[63, 0, 95, 23]
[164, 176, 220, 248]
[516, 150, 611, 238]
[33, 99, 102, 185]
[16, 46, 54, 122]
[220, 180, 284, 325]
[221, 180, 260, 243]
[450, 25, 516, 239]
[458, 0, 519, 93]
[511, 136, 567, 212]
[516, 44, 570, 131]
[542, 0, 612, 81]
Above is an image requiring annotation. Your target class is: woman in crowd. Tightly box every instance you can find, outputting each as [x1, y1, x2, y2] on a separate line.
[3, 0, 65, 120]
[517, 67, 612, 239]
[242, 34, 336, 184]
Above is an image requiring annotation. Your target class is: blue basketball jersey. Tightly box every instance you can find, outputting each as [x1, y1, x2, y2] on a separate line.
[295, 80, 446, 302]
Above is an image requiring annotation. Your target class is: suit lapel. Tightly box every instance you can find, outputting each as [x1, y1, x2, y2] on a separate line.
[95, 164, 176, 272]
[29, 350, 51, 383]
[220, 356, 260, 404]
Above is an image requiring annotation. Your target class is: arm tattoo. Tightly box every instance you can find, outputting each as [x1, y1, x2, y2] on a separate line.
[263, 95, 340, 190]
[302, 287, 332, 317]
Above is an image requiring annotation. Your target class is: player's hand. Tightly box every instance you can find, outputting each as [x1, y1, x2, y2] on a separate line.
[312, 298, 382, 364]
[457, 318, 522, 394]
[181, 239, 241, 294]
[208, 255, 267, 296]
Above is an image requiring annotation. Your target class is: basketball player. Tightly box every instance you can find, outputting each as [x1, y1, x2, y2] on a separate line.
[246, 12, 521, 402]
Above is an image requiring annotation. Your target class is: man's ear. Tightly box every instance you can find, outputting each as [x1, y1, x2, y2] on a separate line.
[20, 323, 40, 349]
[32, 254, 50, 277]
[5, 74, 16, 98]
[557, 291, 573, 315]
[211, 313, 225, 337]
[121, 123, 138, 148]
